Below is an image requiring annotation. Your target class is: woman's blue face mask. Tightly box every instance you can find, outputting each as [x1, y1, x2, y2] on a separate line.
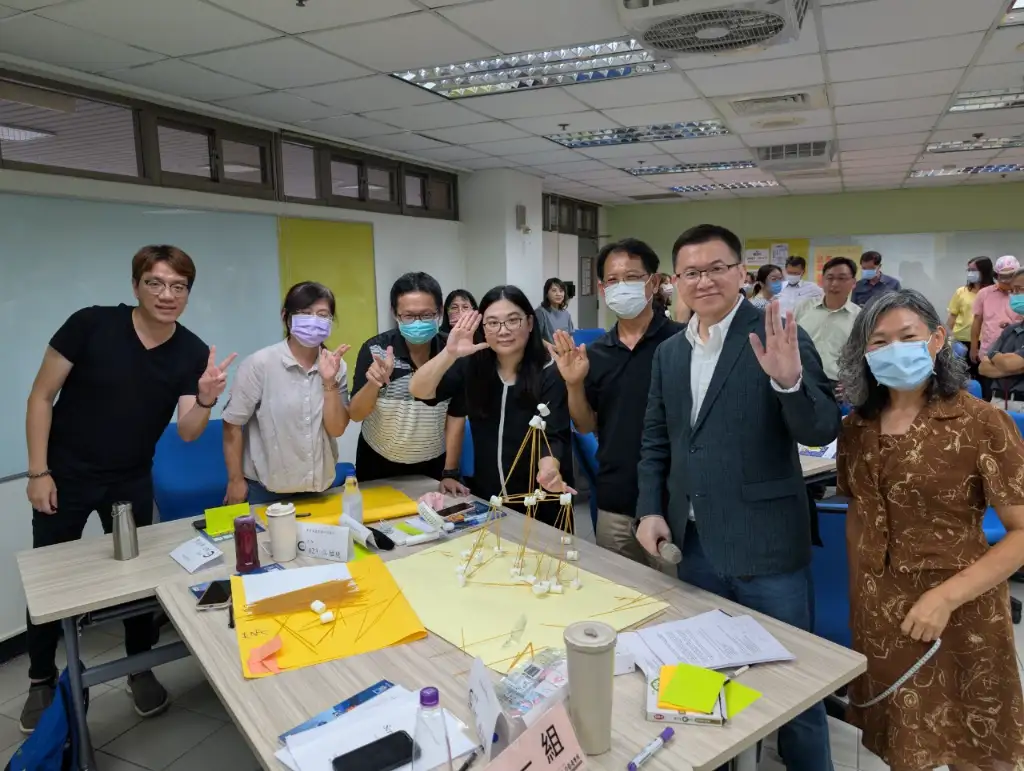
[865, 339, 935, 391]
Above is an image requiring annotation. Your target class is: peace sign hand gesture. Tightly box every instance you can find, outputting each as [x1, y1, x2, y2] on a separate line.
[198, 346, 237, 402]
[545, 329, 589, 386]
[366, 346, 395, 388]
[749, 300, 802, 390]
[319, 344, 351, 384]
[445, 311, 489, 359]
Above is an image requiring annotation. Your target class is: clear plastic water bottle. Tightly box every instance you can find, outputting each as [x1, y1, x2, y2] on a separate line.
[342, 475, 363, 524]
[412, 687, 453, 771]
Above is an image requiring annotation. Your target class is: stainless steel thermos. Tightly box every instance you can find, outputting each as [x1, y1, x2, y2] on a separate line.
[112, 501, 139, 561]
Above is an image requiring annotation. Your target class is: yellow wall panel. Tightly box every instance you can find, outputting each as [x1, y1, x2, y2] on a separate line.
[278, 218, 377, 382]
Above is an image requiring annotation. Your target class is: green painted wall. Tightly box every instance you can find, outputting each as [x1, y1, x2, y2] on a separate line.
[605, 183, 1024, 262]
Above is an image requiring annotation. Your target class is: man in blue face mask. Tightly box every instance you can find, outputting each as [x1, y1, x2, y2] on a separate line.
[349, 272, 469, 493]
[979, 268, 1024, 412]
[852, 250, 901, 307]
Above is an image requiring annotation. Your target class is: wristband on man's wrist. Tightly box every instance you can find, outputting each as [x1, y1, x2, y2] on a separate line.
[27, 469, 51, 480]
[196, 394, 218, 409]
[441, 468, 461, 480]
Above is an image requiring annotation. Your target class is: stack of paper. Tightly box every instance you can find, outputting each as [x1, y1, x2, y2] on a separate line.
[637, 609, 795, 670]
[277, 685, 477, 771]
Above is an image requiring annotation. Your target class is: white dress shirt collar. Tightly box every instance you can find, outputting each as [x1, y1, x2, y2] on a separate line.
[685, 295, 744, 348]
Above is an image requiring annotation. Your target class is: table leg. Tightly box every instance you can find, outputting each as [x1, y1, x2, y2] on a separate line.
[62, 616, 96, 771]
[727, 746, 757, 771]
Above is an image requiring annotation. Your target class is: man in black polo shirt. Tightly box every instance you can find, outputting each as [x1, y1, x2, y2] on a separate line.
[20, 245, 234, 733]
[548, 239, 683, 564]
[349, 272, 468, 492]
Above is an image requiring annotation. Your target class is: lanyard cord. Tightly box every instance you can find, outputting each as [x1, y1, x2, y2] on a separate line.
[848, 638, 942, 708]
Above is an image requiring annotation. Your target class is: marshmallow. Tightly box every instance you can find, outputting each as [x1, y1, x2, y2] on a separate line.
[319, 611, 335, 624]
[571, 579, 582, 590]
[310, 600, 327, 614]
[456, 564, 467, 574]
[559, 493, 572, 505]
[532, 583, 549, 596]
[560, 536, 573, 545]
[537, 403, 550, 417]
[493, 546, 506, 556]
[528, 415, 544, 429]
[461, 550, 472, 559]
[524, 495, 537, 508]
[474, 552, 485, 564]
[536, 490, 547, 500]
[550, 583, 564, 594]
[566, 550, 580, 562]
[457, 575, 467, 587]
[523, 575, 537, 585]
[510, 567, 521, 577]
[443, 522, 455, 532]
[489, 495, 503, 507]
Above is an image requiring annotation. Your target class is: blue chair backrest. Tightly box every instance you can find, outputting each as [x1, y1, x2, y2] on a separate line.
[153, 420, 228, 521]
[1012, 412, 1024, 437]
[572, 328, 605, 348]
[811, 498, 852, 649]
[570, 429, 600, 530]
[967, 379, 982, 399]
[461, 420, 475, 479]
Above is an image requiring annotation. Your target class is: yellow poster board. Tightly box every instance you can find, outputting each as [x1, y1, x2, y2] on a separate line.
[743, 238, 811, 272]
[387, 531, 669, 673]
[811, 245, 863, 284]
[277, 218, 377, 379]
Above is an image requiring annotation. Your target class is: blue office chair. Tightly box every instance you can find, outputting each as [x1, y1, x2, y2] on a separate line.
[153, 420, 228, 521]
[461, 419, 475, 480]
[571, 429, 600, 531]
[571, 328, 605, 348]
[811, 496, 852, 649]
[967, 379, 982, 399]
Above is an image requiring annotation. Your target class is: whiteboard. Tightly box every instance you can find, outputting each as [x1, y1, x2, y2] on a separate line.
[0, 192, 282, 478]
[810, 231, 1024, 318]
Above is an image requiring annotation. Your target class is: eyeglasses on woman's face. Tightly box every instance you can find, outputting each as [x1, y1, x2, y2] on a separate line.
[482, 316, 525, 333]
[448, 302, 473, 315]
[141, 278, 190, 298]
[296, 306, 333, 320]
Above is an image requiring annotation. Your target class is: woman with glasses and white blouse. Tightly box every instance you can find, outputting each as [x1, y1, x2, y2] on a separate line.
[222, 281, 350, 505]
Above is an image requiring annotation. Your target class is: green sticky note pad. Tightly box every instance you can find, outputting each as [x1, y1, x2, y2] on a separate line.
[204, 503, 250, 536]
[662, 663, 727, 714]
[395, 522, 423, 536]
[725, 680, 761, 718]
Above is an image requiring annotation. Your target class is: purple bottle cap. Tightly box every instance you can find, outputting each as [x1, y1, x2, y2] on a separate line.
[419, 687, 439, 707]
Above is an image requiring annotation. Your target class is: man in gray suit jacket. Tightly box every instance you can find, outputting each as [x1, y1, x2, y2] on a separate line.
[636, 224, 841, 771]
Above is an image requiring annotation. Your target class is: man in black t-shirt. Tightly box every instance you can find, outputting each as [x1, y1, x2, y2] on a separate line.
[20, 245, 235, 734]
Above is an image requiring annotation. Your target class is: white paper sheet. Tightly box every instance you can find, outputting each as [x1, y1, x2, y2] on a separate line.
[636, 610, 794, 670]
[286, 691, 477, 771]
[240, 563, 353, 605]
[340, 514, 377, 549]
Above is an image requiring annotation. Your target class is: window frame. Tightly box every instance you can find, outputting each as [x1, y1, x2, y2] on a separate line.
[402, 163, 457, 220]
[319, 147, 402, 214]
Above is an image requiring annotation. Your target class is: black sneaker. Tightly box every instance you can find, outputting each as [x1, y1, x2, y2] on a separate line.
[19, 681, 55, 734]
[126, 671, 169, 718]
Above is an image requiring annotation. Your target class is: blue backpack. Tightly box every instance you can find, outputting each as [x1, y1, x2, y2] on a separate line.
[5, 671, 88, 771]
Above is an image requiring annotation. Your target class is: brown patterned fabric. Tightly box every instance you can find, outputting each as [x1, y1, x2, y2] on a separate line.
[838, 391, 1024, 770]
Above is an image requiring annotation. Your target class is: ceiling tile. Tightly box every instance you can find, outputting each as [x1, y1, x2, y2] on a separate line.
[841, 146, 925, 160]
[834, 96, 950, 124]
[659, 135, 747, 155]
[468, 136, 563, 156]
[827, 34, 983, 82]
[977, 27, 1024, 66]
[581, 149, 677, 168]
[568, 73, 699, 110]
[187, 39, 369, 90]
[560, 168, 631, 181]
[421, 122, 529, 144]
[0, 14, 164, 72]
[839, 132, 931, 151]
[543, 160, 613, 174]
[106, 59, 264, 101]
[933, 111, 1024, 132]
[0, 0, 64, 8]
[913, 150, 999, 168]
[742, 127, 835, 146]
[365, 132, 449, 152]
[995, 149, 1024, 162]
[728, 108, 834, 136]
[837, 116, 939, 139]
[420, 0, 478, 6]
[462, 88, 590, 120]
[831, 69, 965, 106]
[0, 5, 18, 18]
[300, 114, 401, 140]
[574, 143, 675, 159]
[961, 62, 1024, 92]
[439, 0, 625, 53]
[841, 153, 921, 168]
[363, 101, 490, 130]
[687, 55, 825, 97]
[302, 12, 496, 71]
[40, 0, 279, 57]
[602, 99, 719, 126]
[904, 175, 964, 186]
[291, 75, 441, 111]
[508, 111, 621, 135]
[842, 165, 912, 178]
[822, 0, 1003, 49]
[206, 0, 417, 34]
[501, 149, 587, 166]
[459, 156, 520, 169]
[216, 91, 335, 122]
[412, 145, 489, 162]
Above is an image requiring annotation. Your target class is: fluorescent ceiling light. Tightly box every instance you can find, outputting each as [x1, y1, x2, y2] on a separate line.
[949, 88, 1024, 113]
[0, 123, 55, 142]
[392, 38, 669, 99]
[628, 160, 756, 176]
[545, 120, 729, 149]
[927, 137, 1024, 153]
[910, 164, 1024, 177]
[670, 180, 778, 193]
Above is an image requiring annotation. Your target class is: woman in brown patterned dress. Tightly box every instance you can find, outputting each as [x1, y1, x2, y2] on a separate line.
[836, 289, 1024, 771]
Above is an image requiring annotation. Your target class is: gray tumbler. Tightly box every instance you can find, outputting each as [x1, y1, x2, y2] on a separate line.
[564, 621, 616, 755]
[112, 502, 139, 560]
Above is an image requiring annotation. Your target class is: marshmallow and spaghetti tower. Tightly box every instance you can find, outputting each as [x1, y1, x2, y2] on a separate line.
[453, 403, 580, 594]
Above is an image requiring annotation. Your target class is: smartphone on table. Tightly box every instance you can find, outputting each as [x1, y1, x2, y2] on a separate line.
[331, 730, 418, 771]
[196, 579, 232, 611]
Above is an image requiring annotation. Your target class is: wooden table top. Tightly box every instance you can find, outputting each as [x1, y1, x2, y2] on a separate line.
[151, 477, 864, 771]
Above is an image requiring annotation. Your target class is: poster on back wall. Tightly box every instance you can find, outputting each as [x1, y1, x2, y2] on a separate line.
[812, 246, 862, 285]
[744, 248, 769, 267]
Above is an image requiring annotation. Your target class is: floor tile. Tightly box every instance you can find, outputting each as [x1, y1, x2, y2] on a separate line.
[0, 741, 21, 767]
[88, 685, 146, 748]
[165, 723, 258, 771]
[175, 681, 230, 721]
[102, 705, 222, 770]
[0, 656, 31, 704]
[95, 751, 150, 770]
[151, 654, 207, 700]
[0, 715, 21, 757]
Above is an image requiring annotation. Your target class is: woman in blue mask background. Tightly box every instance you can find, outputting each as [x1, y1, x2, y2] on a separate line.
[836, 289, 1024, 771]
[222, 282, 351, 504]
[749, 264, 783, 310]
[350, 272, 468, 492]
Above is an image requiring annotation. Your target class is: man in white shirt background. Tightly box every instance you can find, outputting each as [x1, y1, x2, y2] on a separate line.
[794, 256, 861, 392]
[777, 256, 824, 315]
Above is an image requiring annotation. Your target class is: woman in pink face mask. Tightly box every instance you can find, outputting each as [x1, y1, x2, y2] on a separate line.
[221, 282, 352, 505]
